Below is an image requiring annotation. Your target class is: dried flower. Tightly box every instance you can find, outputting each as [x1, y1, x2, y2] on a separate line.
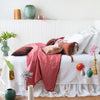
[21, 69, 33, 81]
[89, 45, 98, 58]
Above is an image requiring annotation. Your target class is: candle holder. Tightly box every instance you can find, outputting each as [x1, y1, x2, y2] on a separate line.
[14, 9, 21, 19]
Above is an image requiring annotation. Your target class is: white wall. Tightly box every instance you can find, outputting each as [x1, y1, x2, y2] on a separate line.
[0, 0, 100, 20]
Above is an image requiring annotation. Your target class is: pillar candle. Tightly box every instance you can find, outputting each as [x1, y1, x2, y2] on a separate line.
[28, 85, 34, 100]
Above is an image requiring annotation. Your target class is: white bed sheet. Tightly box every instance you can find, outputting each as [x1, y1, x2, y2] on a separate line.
[0, 54, 100, 97]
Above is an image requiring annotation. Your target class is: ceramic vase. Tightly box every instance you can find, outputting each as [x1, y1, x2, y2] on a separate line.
[24, 5, 36, 19]
[9, 71, 15, 80]
[1, 40, 10, 56]
[87, 68, 93, 78]
[5, 89, 16, 100]
[14, 9, 21, 19]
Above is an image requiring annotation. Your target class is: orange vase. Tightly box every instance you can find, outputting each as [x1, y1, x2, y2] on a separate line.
[14, 9, 21, 19]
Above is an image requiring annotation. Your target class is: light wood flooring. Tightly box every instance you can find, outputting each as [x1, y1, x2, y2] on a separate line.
[0, 68, 100, 100]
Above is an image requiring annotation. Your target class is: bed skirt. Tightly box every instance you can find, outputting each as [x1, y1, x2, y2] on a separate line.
[0, 79, 100, 97]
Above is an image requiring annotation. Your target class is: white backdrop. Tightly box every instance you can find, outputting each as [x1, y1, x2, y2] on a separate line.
[0, 0, 100, 20]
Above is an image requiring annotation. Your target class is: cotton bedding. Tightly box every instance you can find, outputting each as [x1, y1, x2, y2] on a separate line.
[0, 54, 100, 97]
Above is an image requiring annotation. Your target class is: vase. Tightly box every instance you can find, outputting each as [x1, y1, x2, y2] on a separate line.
[5, 89, 16, 100]
[14, 9, 21, 19]
[1, 40, 10, 56]
[87, 68, 93, 78]
[24, 5, 36, 19]
[9, 71, 15, 80]
[93, 58, 99, 75]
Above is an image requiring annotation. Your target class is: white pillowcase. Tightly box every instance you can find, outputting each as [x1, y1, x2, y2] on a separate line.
[85, 31, 100, 54]
[63, 27, 95, 54]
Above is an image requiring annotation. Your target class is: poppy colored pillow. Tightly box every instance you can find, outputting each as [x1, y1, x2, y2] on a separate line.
[12, 47, 33, 56]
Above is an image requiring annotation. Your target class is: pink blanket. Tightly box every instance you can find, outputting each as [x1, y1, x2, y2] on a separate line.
[26, 43, 61, 91]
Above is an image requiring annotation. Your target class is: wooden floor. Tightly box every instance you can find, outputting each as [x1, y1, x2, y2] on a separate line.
[0, 69, 100, 100]
[1, 96, 100, 100]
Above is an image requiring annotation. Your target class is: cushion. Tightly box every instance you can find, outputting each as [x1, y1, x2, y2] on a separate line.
[54, 39, 64, 47]
[12, 47, 33, 56]
[59, 42, 78, 56]
[46, 39, 56, 46]
[42, 45, 62, 54]
[85, 31, 100, 54]
[63, 27, 94, 54]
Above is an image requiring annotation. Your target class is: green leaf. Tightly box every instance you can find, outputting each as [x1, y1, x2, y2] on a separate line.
[4, 59, 14, 71]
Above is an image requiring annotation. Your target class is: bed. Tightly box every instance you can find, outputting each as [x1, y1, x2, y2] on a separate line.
[0, 20, 100, 98]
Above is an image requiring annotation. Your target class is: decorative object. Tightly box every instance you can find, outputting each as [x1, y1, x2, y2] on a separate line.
[87, 68, 93, 78]
[5, 88, 16, 100]
[28, 85, 34, 100]
[90, 45, 99, 75]
[21, 69, 33, 89]
[4, 59, 15, 80]
[24, 5, 36, 19]
[76, 63, 85, 71]
[14, 9, 21, 19]
[1, 40, 10, 56]
[81, 69, 85, 76]
[12, 47, 33, 56]
[0, 32, 17, 56]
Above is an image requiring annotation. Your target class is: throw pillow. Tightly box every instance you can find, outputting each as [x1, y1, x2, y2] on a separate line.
[46, 39, 56, 46]
[42, 45, 62, 54]
[12, 47, 33, 56]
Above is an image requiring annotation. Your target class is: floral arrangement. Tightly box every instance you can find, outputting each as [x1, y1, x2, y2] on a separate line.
[89, 45, 98, 59]
[89, 45, 98, 75]
[0, 31, 17, 43]
[21, 69, 33, 81]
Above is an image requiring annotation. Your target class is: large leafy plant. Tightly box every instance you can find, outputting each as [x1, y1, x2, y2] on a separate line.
[0, 32, 17, 43]
[4, 59, 14, 71]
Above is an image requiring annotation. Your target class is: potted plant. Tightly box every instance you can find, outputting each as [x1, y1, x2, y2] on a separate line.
[4, 59, 15, 80]
[0, 31, 17, 56]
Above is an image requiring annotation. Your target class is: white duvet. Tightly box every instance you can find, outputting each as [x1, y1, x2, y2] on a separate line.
[0, 54, 100, 97]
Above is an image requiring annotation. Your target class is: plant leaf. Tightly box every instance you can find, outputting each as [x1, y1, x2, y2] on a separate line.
[4, 59, 14, 71]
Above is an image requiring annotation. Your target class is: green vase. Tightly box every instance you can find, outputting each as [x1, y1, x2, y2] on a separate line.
[24, 5, 36, 19]
[87, 68, 93, 78]
[5, 89, 16, 100]
[1, 40, 10, 56]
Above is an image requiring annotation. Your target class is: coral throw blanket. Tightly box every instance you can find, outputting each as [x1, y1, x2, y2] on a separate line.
[26, 43, 61, 91]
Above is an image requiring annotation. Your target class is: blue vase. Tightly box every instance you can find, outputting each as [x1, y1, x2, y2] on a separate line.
[24, 5, 36, 19]
[5, 89, 16, 100]
[1, 40, 10, 56]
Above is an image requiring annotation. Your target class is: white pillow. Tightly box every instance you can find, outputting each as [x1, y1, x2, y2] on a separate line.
[85, 31, 100, 54]
[64, 27, 95, 54]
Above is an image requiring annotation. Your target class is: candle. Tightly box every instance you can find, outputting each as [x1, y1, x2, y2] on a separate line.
[28, 85, 34, 100]
[14, 9, 21, 19]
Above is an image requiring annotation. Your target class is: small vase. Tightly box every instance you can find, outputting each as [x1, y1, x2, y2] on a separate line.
[93, 59, 99, 75]
[5, 89, 16, 100]
[9, 71, 15, 80]
[1, 40, 10, 56]
[24, 5, 36, 19]
[87, 68, 93, 78]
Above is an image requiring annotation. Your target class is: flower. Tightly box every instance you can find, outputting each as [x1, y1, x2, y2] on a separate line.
[21, 69, 33, 81]
[89, 45, 98, 58]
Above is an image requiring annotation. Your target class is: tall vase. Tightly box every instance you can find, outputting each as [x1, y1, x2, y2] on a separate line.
[5, 89, 16, 100]
[93, 58, 99, 75]
[24, 5, 36, 19]
[1, 40, 10, 56]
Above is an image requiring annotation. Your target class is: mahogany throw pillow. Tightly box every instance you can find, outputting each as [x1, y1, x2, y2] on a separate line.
[59, 42, 79, 62]
[12, 47, 33, 56]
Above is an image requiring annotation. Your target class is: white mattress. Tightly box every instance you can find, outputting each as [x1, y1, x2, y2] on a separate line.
[0, 54, 100, 97]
